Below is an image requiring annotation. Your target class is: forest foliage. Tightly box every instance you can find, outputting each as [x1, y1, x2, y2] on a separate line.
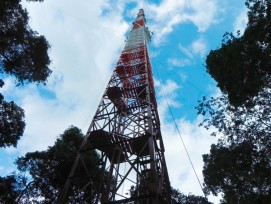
[198, 0, 271, 203]
[0, 126, 103, 203]
[1, 0, 270, 203]
[0, 0, 51, 148]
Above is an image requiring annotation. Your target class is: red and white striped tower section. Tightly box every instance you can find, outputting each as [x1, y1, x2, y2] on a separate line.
[58, 9, 171, 204]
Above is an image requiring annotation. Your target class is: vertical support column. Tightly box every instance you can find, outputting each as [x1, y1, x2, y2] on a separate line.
[143, 39, 159, 203]
[58, 9, 171, 204]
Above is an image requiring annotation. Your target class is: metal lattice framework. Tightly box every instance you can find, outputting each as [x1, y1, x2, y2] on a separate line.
[58, 9, 171, 204]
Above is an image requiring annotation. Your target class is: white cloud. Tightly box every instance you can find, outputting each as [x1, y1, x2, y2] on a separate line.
[129, 0, 220, 45]
[191, 37, 208, 58]
[178, 44, 194, 59]
[157, 79, 181, 96]
[1, 1, 223, 203]
[187, 0, 220, 32]
[162, 116, 218, 195]
[1, 0, 129, 154]
[178, 37, 208, 60]
[1, 77, 15, 94]
[233, 7, 248, 35]
[154, 79, 220, 202]
[168, 58, 191, 67]
[155, 79, 181, 121]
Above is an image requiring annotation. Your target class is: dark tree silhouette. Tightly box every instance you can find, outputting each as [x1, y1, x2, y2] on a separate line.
[206, 0, 271, 107]
[171, 188, 212, 204]
[197, 92, 271, 203]
[0, 83, 25, 148]
[197, 1, 271, 203]
[203, 141, 271, 204]
[0, 0, 50, 84]
[0, 175, 26, 204]
[0, 126, 102, 203]
[129, 185, 212, 204]
[0, 0, 51, 147]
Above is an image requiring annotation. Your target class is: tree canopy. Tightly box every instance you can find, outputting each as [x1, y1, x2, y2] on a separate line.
[129, 185, 212, 204]
[206, 0, 271, 107]
[0, 0, 51, 148]
[171, 188, 212, 204]
[0, 126, 102, 203]
[197, 92, 271, 203]
[198, 0, 271, 203]
[203, 141, 270, 204]
[0, 84, 25, 148]
[0, 0, 50, 85]
[0, 175, 25, 204]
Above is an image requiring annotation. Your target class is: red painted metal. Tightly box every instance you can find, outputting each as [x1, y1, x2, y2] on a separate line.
[58, 9, 171, 204]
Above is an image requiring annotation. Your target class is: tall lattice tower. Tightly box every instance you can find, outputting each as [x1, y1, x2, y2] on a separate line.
[59, 9, 171, 204]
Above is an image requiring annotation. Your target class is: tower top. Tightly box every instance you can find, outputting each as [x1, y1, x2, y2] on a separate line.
[132, 9, 147, 30]
[58, 8, 170, 204]
[126, 8, 151, 50]
[138, 8, 145, 16]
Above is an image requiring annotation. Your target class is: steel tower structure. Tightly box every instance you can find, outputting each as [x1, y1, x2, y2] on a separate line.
[59, 9, 171, 204]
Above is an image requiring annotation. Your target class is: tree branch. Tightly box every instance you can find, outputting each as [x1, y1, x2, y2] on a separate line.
[16, 180, 36, 203]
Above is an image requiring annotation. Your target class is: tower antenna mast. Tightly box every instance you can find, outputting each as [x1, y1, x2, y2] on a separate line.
[58, 9, 171, 204]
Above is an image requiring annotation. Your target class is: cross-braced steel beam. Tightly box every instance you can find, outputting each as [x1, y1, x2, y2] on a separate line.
[58, 9, 171, 204]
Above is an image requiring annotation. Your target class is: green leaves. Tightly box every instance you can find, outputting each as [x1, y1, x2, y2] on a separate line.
[199, 54, 271, 203]
[206, 0, 271, 107]
[199, 1, 271, 203]
[0, 1, 51, 85]
[0, 94, 25, 148]
[14, 126, 102, 203]
[203, 141, 271, 203]
[0, 173, 28, 204]
[0, 175, 20, 204]
[0, 0, 51, 148]
[171, 188, 212, 204]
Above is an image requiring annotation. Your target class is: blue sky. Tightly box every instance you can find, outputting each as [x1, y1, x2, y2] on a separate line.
[0, 0, 248, 203]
